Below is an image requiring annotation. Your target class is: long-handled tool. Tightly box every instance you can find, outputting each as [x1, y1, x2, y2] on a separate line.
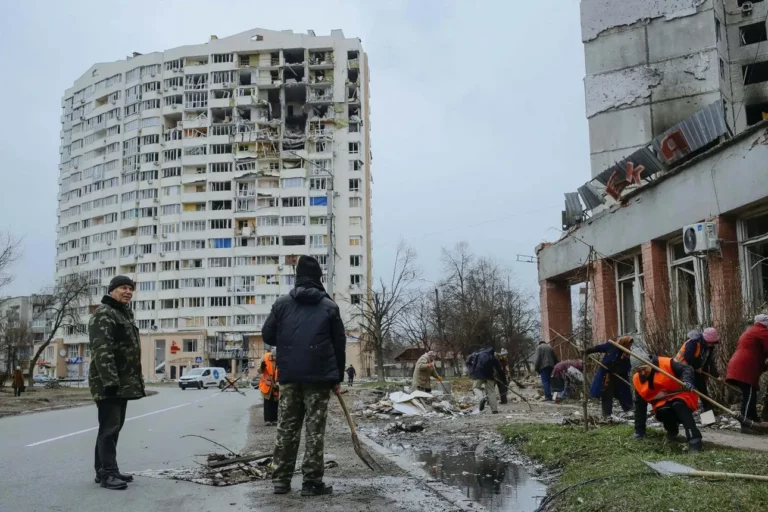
[550, 329, 632, 388]
[436, 377, 450, 396]
[334, 387, 381, 471]
[643, 459, 768, 482]
[697, 369, 741, 394]
[492, 376, 533, 411]
[606, 340, 768, 432]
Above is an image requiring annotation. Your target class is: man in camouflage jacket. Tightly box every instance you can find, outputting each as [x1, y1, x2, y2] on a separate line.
[89, 275, 145, 490]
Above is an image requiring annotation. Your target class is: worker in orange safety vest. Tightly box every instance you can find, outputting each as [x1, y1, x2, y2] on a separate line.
[259, 348, 279, 426]
[633, 356, 702, 452]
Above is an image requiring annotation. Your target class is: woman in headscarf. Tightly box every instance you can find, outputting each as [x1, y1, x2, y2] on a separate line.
[11, 366, 25, 397]
[726, 314, 768, 430]
[586, 336, 634, 418]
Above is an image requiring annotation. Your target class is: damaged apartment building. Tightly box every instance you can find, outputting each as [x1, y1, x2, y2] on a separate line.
[54, 28, 374, 380]
[538, 1, 768, 352]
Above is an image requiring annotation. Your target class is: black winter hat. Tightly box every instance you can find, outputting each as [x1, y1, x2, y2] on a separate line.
[296, 255, 323, 280]
[108, 275, 136, 293]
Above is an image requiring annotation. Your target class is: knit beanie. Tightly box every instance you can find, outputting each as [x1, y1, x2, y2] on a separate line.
[108, 275, 135, 293]
[755, 314, 768, 328]
[702, 327, 720, 343]
[296, 255, 323, 280]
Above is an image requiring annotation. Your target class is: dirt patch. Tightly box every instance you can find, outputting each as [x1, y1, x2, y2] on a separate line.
[241, 394, 470, 511]
[0, 386, 158, 417]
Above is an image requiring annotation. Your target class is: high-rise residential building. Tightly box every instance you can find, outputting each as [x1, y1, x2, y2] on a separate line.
[56, 28, 373, 377]
[581, 0, 768, 178]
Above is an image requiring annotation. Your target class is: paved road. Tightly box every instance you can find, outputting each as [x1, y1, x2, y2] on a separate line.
[0, 386, 260, 512]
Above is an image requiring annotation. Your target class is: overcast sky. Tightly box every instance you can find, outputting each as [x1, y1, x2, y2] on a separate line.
[0, 0, 588, 299]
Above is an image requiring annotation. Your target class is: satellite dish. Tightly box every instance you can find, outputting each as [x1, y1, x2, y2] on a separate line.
[59, 349, 67, 357]
[683, 227, 697, 253]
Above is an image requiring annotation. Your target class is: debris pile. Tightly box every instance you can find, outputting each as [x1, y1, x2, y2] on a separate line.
[386, 420, 425, 434]
[357, 390, 475, 421]
[132, 452, 338, 486]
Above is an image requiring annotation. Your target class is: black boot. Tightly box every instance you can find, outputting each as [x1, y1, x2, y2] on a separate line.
[301, 482, 333, 496]
[479, 398, 487, 412]
[688, 438, 702, 453]
[95, 471, 133, 483]
[100, 474, 128, 490]
[273, 482, 291, 494]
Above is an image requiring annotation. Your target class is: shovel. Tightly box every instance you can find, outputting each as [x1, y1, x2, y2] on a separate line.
[607, 340, 768, 433]
[334, 387, 381, 471]
[642, 460, 768, 482]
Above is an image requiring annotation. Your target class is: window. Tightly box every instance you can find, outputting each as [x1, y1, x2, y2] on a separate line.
[138, 281, 155, 292]
[350, 236, 362, 247]
[743, 61, 768, 85]
[720, 58, 726, 81]
[182, 220, 206, 232]
[310, 196, 328, 206]
[741, 21, 768, 46]
[350, 216, 362, 227]
[348, 142, 359, 154]
[183, 339, 198, 352]
[281, 216, 306, 226]
[160, 318, 178, 329]
[310, 178, 327, 190]
[349, 197, 362, 208]
[311, 216, 328, 225]
[349, 160, 363, 171]
[281, 177, 305, 188]
[210, 162, 232, 173]
[350, 255, 362, 267]
[209, 219, 232, 230]
[162, 260, 180, 271]
[350, 274, 362, 286]
[69, 345, 79, 358]
[162, 204, 181, 215]
[257, 215, 279, 227]
[209, 257, 232, 268]
[257, 236, 279, 246]
[182, 297, 205, 308]
[282, 196, 306, 208]
[746, 102, 768, 126]
[163, 167, 181, 178]
[161, 279, 179, 290]
[738, 0, 764, 6]
[211, 238, 232, 249]
[160, 299, 179, 309]
[209, 181, 232, 192]
[181, 240, 206, 251]
[282, 235, 306, 246]
[669, 242, 710, 329]
[180, 277, 205, 288]
[615, 256, 644, 335]
[351, 294, 362, 305]
[310, 234, 328, 249]
[349, 179, 361, 192]
[349, 122, 359, 133]
[741, 213, 768, 311]
[209, 296, 232, 307]
[213, 53, 233, 63]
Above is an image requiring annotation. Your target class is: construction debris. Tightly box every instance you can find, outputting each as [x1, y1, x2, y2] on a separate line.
[357, 390, 477, 420]
[386, 421, 426, 434]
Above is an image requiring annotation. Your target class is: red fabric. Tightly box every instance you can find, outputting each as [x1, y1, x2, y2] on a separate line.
[726, 323, 768, 388]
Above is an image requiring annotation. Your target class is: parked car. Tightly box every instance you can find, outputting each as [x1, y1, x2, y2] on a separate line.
[33, 374, 52, 384]
[178, 367, 228, 390]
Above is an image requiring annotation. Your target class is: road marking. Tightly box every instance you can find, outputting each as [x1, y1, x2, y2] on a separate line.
[26, 402, 192, 447]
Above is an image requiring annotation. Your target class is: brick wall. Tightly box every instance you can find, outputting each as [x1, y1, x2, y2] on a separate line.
[709, 215, 741, 328]
[539, 279, 573, 359]
[591, 259, 618, 343]
[641, 240, 670, 334]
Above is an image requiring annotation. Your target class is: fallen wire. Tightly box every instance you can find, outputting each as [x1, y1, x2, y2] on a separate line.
[180, 434, 237, 456]
[534, 477, 611, 512]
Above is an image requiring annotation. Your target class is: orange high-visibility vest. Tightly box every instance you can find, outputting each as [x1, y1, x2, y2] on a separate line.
[633, 357, 698, 413]
[674, 339, 701, 365]
[259, 352, 278, 399]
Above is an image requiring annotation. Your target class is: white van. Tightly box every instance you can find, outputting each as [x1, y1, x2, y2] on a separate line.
[178, 367, 228, 390]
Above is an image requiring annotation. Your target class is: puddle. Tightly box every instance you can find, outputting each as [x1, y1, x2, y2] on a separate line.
[384, 442, 547, 511]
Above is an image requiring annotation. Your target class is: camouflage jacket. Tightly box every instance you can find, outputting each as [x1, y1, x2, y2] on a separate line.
[88, 295, 145, 401]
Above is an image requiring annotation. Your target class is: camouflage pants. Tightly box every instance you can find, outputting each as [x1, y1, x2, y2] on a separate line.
[272, 382, 331, 485]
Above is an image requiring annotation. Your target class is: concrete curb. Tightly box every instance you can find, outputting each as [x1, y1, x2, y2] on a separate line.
[0, 389, 160, 419]
[358, 433, 487, 512]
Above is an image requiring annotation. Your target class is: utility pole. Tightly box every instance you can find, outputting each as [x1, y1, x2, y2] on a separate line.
[582, 249, 593, 431]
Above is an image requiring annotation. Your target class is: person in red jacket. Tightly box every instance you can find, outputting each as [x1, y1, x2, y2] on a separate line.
[726, 314, 768, 430]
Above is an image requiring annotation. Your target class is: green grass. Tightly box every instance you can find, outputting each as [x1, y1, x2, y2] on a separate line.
[499, 424, 768, 512]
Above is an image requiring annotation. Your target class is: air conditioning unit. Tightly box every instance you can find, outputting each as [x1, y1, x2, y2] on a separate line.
[162, 233, 167, 238]
[153, 215, 159, 220]
[277, 264, 284, 270]
[172, 104, 178, 110]
[153, 198, 159, 203]
[683, 222, 718, 254]
[153, 161, 160, 166]
[742, 1, 754, 14]
[160, 142, 165, 147]
[148, 179, 153, 184]
[159, 252, 165, 257]
[106, 241, 112, 246]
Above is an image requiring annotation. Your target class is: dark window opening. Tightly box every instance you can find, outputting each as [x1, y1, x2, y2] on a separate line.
[284, 48, 305, 65]
[239, 72, 252, 86]
[347, 50, 359, 60]
[211, 200, 232, 210]
[739, 0, 764, 5]
[268, 89, 282, 119]
[743, 61, 768, 85]
[282, 236, 306, 246]
[746, 102, 768, 125]
[211, 108, 232, 124]
[284, 64, 305, 83]
[716, 18, 722, 42]
[741, 21, 768, 46]
[236, 107, 251, 121]
[348, 69, 359, 83]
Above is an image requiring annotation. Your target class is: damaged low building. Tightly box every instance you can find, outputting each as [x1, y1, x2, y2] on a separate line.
[539, 1, 768, 354]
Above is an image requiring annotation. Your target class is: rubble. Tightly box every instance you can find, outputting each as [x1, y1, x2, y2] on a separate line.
[358, 389, 477, 420]
[386, 421, 426, 434]
[132, 452, 338, 486]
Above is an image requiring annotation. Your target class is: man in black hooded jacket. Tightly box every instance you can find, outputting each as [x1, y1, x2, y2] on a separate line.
[263, 255, 346, 497]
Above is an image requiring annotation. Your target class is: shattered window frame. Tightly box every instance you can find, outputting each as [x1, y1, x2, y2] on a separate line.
[614, 254, 644, 336]
[667, 241, 710, 330]
[738, 212, 768, 312]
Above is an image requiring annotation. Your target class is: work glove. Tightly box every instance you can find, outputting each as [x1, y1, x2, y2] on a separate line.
[682, 382, 695, 392]
[437, 376, 442, 382]
[104, 386, 119, 397]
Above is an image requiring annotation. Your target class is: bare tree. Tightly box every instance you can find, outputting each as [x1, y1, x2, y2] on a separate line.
[0, 310, 34, 387]
[27, 273, 91, 386]
[0, 231, 22, 293]
[350, 241, 420, 383]
[396, 292, 437, 351]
